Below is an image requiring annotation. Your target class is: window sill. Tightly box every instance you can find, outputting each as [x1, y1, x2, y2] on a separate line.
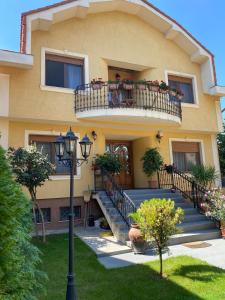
[181, 103, 199, 108]
[40, 85, 74, 94]
[50, 175, 81, 181]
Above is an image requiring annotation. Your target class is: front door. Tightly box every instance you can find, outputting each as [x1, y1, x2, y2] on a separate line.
[106, 140, 134, 189]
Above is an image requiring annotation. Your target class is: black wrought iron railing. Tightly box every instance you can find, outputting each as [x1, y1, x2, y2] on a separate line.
[75, 82, 182, 120]
[95, 168, 136, 227]
[158, 166, 207, 212]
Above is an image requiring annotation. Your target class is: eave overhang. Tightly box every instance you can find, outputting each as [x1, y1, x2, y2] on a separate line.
[0, 49, 33, 69]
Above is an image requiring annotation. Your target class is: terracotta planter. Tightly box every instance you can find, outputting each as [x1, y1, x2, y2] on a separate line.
[92, 83, 103, 90]
[148, 180, 159, 189]
[123, 83, 134, 90]
[220, 221, 225, 238]
[137, 84, 146, 90]
[129, 224, 146, 254]
[148, 85, 159, 92]
[108, 83, 119, 90]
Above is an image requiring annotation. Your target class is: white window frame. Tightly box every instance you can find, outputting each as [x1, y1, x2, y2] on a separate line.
[25, 130, 81, 180]
[169, 138, 206, 169]
[40, 47, 89, 94]
[165, 70, 199, 108]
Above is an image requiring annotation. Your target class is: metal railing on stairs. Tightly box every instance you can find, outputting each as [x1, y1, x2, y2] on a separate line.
[95, 168, 136, 227]
[157, 166, 208, 212]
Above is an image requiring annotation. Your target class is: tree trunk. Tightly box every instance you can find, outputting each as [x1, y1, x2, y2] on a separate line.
[32, 204, 38, 237]
[159, 248, 163, 278]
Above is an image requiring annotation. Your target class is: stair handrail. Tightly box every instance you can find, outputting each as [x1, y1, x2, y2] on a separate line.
[100, 168, 136, 226]
[157, 166, 208, 212]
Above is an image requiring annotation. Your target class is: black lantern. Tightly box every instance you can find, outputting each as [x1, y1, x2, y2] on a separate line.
[79, 134, 92, 160]
[54, 134, 65, 158]
[64, 127, 78, 155]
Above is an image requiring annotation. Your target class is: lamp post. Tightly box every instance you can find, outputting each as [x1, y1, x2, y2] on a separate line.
[54, 128, 92, 300]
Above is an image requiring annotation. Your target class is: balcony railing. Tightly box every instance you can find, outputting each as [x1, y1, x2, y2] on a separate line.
[74, 82, 182, 120]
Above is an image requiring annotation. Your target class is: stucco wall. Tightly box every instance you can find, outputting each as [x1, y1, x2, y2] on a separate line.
[0, 11, 220, 133]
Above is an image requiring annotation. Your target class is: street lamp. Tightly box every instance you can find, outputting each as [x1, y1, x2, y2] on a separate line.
[54, 128, 92, 300]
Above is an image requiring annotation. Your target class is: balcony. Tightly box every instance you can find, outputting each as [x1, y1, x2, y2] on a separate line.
[74, 82, 182, 124]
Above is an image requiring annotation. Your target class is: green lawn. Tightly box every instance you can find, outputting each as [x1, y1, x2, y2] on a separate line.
[35, 234, 225, 300]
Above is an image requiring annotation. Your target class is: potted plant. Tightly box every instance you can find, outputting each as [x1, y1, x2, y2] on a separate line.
[176, 89, 184, 100]
[159, 81, 169, 94]
[141, 148, 163, 188]
[169, 87, 177, 97]
[136, 79, 147, 90]
[91, 78, 104, 90]
[122, 79, 134, 90]
[205, 189, 225, 238]
[128, 212, 147, 254]
[95, 153, 122, 194]
[164, 164, 174, 174]
[108, 80, 120, 90]
[147, 80, 159, 92]
[190, 164, 218, 189]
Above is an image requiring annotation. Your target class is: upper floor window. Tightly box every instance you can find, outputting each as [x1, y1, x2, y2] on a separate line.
[168, 75, 194, 104]
[45, 54, 84, 89]
[29, 134, 77, 175]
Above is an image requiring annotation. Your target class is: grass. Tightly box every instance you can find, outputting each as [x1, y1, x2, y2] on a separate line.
[35, 234, 225, 300]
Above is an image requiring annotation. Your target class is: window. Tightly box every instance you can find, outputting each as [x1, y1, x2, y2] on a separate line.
[34, 208, 51, 223]
[29, 135, 77, 175]
[45, 54, 84, 89]
[168, 75, 195, 104]
[59, 206, 81, 221]
[172, 142, 201, 172]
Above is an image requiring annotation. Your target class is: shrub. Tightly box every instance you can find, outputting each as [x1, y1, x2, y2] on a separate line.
[190, 164, 218, 188]
[130, 199, 183, 278]
[141, 148, 163, 178]
[95, 153, 122, 174]
[0, 146, 47, 299]
[7, 146, 55, 242]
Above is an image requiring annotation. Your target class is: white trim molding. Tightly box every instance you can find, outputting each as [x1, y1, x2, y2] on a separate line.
[169, 138, 206, 166]
[0, 49, 33, 69]
[40, 47, 89, 93]
[24, 129, 81, 180]
[0, 120, 9, 149]
[165, 70, 199, 108]
[211, 134, 222, 187]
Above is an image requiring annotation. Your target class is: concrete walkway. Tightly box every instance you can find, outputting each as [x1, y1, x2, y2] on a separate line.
[75, 227, 132, 257]
[98, 238, 225, 269]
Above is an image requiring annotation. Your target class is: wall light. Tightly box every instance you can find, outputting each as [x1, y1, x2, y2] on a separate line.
[156, 130, 163, 143]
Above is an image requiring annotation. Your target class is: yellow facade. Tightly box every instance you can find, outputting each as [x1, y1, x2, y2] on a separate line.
[0, 5, 222, 202]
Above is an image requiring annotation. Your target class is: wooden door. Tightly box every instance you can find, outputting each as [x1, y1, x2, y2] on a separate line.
[106, 140, 134, 189]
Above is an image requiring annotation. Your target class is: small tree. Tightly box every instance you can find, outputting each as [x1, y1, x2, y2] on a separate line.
[8, 146, 54, 242]
[130, 199, 183, 278]
[190, 164, 218, 188]
[141, 148, 163, 177]
[95, 153, 122, 174]
[0, 146, 47, 299]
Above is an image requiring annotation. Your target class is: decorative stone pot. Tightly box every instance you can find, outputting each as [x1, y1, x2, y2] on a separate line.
[220, 220, 225, 238]
[148, 179, 159, 189]
[149, 85, 159, 92]
[108, 83, 119, 90]
[129, 224, 146, 254]
[123, 83, 134, 90]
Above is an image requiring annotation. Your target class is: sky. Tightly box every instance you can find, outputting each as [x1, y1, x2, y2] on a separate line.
[0, 0, 224, 111]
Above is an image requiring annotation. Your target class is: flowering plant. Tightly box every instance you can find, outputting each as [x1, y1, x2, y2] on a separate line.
[205, 189, 225, 223]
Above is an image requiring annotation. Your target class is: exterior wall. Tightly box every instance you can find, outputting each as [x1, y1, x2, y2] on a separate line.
[36, 197, 103, 231]
[0, 119, 9, 149]
[0, 11, 220, 133]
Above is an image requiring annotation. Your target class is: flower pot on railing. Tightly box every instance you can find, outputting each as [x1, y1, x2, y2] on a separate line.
[129, 224, 146, 254]
[108, 83, 119, 90]
[147, 80, 159, 92]
[177, 94, 184, 100]
[91, 78, 104, 90]
[169, 89, 177, 97]
[123, 83, 134, 90]
[159, 81, 169, 94]
[159, 89, 168, 94]
[136, 81, 147, 90]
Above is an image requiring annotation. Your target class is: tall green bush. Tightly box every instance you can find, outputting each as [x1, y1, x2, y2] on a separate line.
[0, 146, 46, 299]
[141, 148, 163, 178]
[95, 153, 122, 174]
[190, 164, 218, 188]
[130, 199, 183, 278]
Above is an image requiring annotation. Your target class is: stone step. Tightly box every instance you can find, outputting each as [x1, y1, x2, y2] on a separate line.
[130, 194, 183, 201]
[169, 229, 220, 245]
[182, 207, 198, 215]
[125, 189, 172, 194]
[183, 214, 207, 223]
[178, 220, 215, 232]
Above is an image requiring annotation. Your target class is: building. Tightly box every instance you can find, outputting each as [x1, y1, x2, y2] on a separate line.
[0, 0, 224, 232]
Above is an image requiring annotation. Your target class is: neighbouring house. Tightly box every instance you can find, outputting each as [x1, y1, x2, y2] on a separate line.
[0, 0, 224, 234]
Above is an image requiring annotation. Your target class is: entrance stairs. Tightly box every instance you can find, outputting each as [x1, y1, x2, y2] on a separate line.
[96, 189, 220, 245]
